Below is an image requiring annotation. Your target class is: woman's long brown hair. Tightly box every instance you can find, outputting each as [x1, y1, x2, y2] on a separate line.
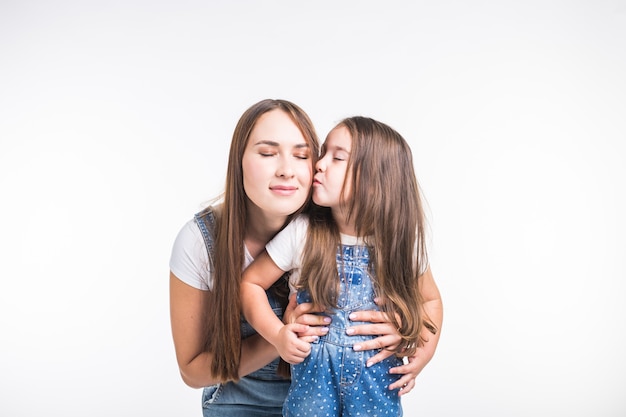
[298, 116, 435, 357]
[205, 99, 319, 382]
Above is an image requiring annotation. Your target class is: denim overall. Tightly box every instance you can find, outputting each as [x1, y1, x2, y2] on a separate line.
[194, 208, 291, 417]
[284, 244, 403, 417]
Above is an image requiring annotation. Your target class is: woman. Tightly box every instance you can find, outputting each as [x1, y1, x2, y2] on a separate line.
[170, 99, 426, 416]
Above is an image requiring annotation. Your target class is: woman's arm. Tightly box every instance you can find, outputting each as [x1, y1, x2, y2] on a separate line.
[170, 272, 280, 388]
[241, 251, 311, 364]
[389, 267, 442, 394]
[344, 267, 443, 396]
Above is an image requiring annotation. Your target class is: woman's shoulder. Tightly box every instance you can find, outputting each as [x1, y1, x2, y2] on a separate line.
[292, 213, 310, 227]
[169, 214, 211, 290]
[176, 217, 204, 247]
[278, 214, 310, 238]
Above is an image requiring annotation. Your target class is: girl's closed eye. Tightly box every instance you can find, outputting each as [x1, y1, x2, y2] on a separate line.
[333, 151, 349, 161]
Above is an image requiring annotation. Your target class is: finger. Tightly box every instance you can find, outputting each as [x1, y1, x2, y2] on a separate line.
[400, 379, 415, 396]
[297, 325, 329, 338]
[282, 294, 298, 324]
[348, 310, 389, 323]
[390, 377, 415, 396]
[361, 346, 396, 367]
[289, 335, 313, 354]
[286, 323, 310, 334]
[292, 300, 313, 316]
[351, 333, 399, 352]
[294, 301, 325, 315]
[296, 313, 332, 327]
[347, 322, 397, 336]
[388, 372, 412, 391]
[298, 335, 320, 343]
[287, 293, 297, 310]
[284, 354, 306, 364]
[389, 356, 426, 376]
[282, 345, 310, 364]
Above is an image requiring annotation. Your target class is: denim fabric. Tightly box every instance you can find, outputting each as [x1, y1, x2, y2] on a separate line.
[195, 208, 290, 416]
[284, 244, 403, 417]
[202, 377, 290, 417]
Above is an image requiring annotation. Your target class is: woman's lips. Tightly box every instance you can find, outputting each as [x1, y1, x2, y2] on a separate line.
[270, 185, 297, 195]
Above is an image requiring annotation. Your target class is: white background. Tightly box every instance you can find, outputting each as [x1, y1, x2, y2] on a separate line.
[1, 1, 625, 416]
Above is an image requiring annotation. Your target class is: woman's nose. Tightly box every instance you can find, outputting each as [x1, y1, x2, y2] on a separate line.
[277, 158, 295, 178]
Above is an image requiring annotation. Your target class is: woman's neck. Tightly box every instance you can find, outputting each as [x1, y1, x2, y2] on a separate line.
[244, 202, 289, 258]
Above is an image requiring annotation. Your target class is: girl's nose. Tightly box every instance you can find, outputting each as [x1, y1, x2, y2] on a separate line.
[315, 158, 326, 172]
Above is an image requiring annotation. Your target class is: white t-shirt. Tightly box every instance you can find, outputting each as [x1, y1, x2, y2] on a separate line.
[266, 215, 366, 291]
[169, 218, 254, 290]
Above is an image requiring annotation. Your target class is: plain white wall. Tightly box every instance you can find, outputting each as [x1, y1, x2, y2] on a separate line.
[1, 1, 624, 416]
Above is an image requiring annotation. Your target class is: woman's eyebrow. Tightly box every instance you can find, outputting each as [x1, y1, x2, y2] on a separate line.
[252, 140, 280, 146]
[253, 140, 310, 149]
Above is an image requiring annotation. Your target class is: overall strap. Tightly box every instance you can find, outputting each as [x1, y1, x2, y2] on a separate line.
[194, 207, 216, 269]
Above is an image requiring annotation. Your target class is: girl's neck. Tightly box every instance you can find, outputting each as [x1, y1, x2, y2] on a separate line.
[332, 208, 357, 237]
[244, 201, 288, 258]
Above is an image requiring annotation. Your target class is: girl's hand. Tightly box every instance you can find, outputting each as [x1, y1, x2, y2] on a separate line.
[275, 323, 312, 364]
[283, 294, 330, 342]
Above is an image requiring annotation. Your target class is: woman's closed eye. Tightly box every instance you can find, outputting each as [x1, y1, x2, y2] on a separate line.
[256, 144, 278, 157]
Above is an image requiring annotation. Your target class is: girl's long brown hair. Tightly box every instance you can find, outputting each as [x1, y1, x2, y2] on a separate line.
[205, 99, 319, 382]
[299, 116, 434, 356]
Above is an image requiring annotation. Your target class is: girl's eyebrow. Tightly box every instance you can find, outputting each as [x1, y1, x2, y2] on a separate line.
[327, 144, 350, 152]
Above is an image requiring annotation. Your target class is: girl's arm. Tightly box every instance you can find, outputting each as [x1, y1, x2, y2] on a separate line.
[241, 250, 311, 364]
[169, 272, 279, 388]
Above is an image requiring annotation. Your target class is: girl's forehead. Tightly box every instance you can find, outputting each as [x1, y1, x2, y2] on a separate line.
[324, 125, 352, 150]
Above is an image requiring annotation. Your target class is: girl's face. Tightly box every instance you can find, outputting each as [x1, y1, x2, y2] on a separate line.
[313, 125, 352, 210]
[242, 109, 314, 218]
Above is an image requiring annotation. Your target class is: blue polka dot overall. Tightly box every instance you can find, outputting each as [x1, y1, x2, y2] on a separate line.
[284, 244, 403, 417]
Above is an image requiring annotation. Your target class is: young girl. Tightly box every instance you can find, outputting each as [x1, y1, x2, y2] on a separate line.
[241, 116, 443, 417]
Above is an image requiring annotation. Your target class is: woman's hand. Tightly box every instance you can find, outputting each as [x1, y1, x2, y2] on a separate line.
[283, 294, 330, 342]
[344, 305, 402, 366]
[386, 350, 431, 395]
[346, 296, 441, 397]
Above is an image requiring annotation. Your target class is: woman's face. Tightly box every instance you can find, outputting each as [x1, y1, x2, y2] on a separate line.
[242, 109, 314, 218]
